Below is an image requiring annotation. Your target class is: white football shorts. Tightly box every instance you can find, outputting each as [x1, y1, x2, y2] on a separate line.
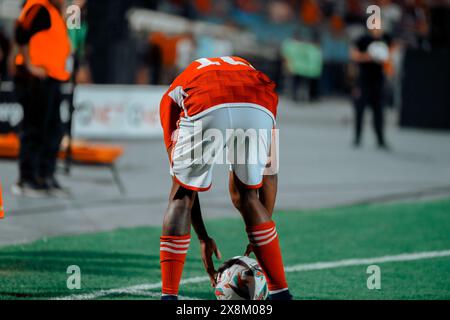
[170, 106, 275, 191]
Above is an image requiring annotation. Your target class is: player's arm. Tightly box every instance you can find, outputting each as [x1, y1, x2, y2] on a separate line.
[15, 4, 51, 79]
[19, 44, 47, 79]
[350, 46, 372, 63]
[351, 35, 375, 63]
[160, 91, 181, 154]
[191, 195, 222, 287]
[191, 195, 209, 239]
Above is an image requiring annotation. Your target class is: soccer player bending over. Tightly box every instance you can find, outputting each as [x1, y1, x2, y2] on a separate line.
[159, 56, 292, 300]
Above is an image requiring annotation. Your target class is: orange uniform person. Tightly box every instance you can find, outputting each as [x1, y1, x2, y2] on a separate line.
[12, 0, 71, 197]
[159, 56, 292, 300]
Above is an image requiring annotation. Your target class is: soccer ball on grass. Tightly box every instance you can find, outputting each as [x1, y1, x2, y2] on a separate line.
[214, 256, 268, 300]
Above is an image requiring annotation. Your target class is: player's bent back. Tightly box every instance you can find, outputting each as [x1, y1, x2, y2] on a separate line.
[160, 56, 279, 191]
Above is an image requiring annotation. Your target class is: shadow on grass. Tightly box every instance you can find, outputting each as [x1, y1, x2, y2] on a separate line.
[0, 249, 202, 299]
[0, 250, 200, 273]
[0, 250, 160, 275]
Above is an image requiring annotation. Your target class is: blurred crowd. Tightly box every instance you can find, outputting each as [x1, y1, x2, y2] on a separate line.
[0, 0, 447, 100]
[138, 0, 446, 104]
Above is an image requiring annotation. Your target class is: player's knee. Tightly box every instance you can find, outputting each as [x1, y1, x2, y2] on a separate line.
[170, 186, 197, 208]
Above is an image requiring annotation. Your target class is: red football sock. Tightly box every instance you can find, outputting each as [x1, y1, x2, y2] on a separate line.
[160, 234, 191, 296]
[247, 221, 288, 293]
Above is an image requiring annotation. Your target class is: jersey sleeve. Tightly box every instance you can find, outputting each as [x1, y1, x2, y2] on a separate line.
[160, 88, 181, 152]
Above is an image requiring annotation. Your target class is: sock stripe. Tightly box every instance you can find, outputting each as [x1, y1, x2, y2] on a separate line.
[171, 239, 191, 243]
[247, 224, 278, 246]
[160, 242, 190, 249]
[160, 234, 191, 296]
[245, 221, 288, 292]
[160, 247, 188, 254]
[252, 232, 278, 246]
[160, 236, 190, 255]
[249, 228, 277, 241]
[249, 227, 275, 236]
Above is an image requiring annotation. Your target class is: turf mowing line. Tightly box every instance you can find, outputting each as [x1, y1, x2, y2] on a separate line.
[53, 249, 450, 300]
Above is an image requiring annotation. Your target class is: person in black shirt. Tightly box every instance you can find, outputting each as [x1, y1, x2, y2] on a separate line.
[351, 28, 392, 150]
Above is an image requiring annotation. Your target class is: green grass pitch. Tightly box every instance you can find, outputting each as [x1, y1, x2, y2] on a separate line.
[0, 198, 449, 300]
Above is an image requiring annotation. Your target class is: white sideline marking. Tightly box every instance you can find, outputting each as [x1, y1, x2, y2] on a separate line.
[284, 250, 450, 272]
[54, 249, 450, 300]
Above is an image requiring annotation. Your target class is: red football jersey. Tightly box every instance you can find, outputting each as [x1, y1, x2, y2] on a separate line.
[160, 56, 278, 150]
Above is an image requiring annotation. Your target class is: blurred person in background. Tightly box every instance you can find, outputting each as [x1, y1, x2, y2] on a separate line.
[149, 32, 183, 84]
[193, 0, 212, 17]
[281, 30, 323, 102]
[299, 0, 322, 27]
[320, 15, 350, 96]
[379, 0, 402, 35]
[0, 26, 10, 84]
[11, 0, 72, 197]
[195, 32, 233, 60]
[400, 0, 430, 49]
[68, 0, 90, 84]
[146, 39, 163, 85]
[350, 26, 393, 150]
[344, 0, 365, 25]
[175, 32, 196, 74]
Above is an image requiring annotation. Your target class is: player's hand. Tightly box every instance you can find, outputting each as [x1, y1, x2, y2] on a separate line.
[27, 65, 47, 79]
[199, 237, 222, 287]
[244, 243, 254, 256]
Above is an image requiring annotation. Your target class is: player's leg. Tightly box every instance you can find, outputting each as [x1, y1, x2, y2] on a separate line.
[230, 172, 278, 257]
[353, 92, 365, 147]
[160, 111, 224, 299]
[230, 173, 291, 299]
[370, 84, 387, 149]
[229, 173, 277, 218]
[39, 79, 66, 194]
[230, 172, 271, 225]
[162, 181, 196, 236]
[160, 180, 197, 300]
[258, 174, 278, 217]
[228, 108, 291, 299]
